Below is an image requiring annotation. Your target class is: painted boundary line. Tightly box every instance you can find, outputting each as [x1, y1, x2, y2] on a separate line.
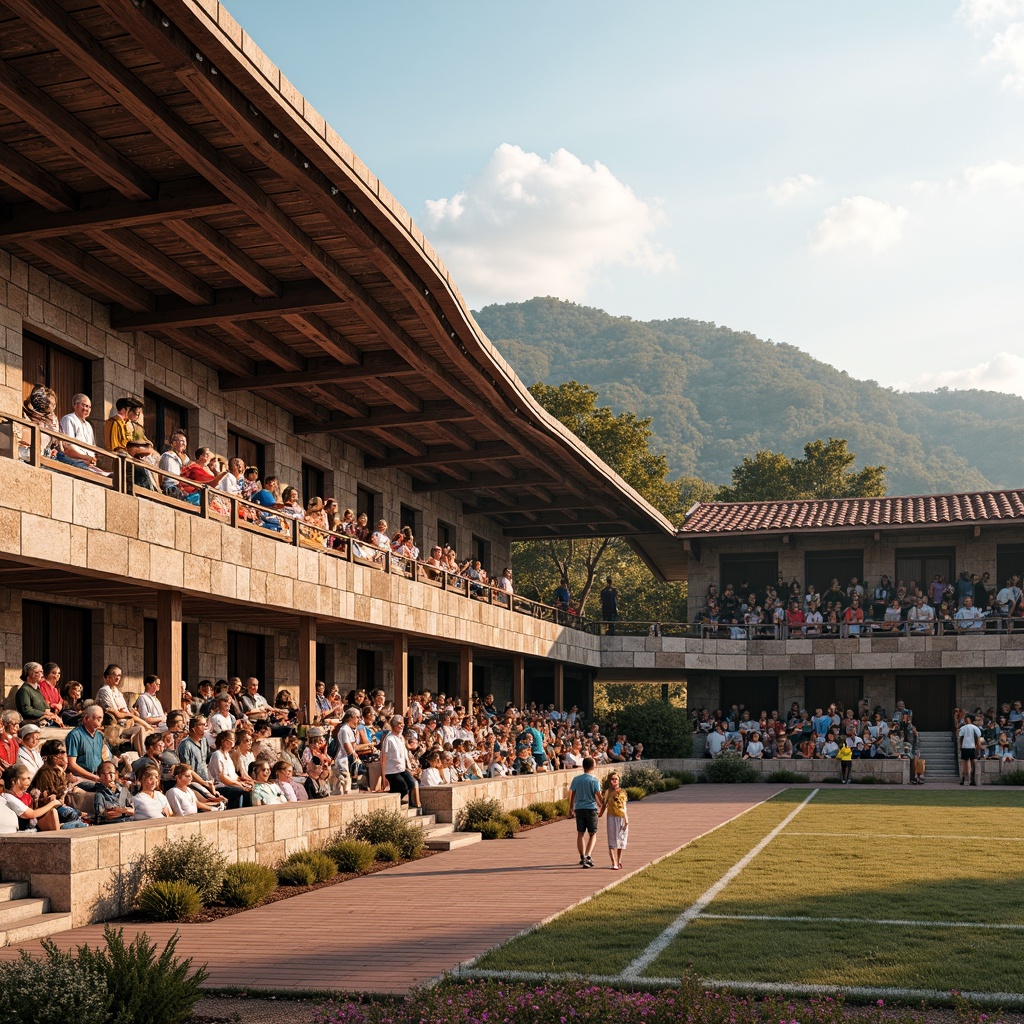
[447, 786, 796, 987]
[700, 913, 1024, 930]
[617, 788, 820, 980]
[456, 968, 1024, 1008]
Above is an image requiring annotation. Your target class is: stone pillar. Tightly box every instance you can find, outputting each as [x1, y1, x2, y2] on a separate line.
[393, 634, 408, 715]
[459, 645, 473, 711]
[554, 661, 564, 713]
[512, 653, 525, 710]
[298, 616, 316, 725]
[156, 590, 182, 712]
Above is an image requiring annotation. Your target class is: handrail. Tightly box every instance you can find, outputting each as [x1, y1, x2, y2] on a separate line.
[0, 410, 591, 630]
[600, 617, 1024, 639]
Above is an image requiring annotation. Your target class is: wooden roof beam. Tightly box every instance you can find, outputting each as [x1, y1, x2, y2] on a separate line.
[167, 217, 281, 298]
[0, 178, 234, 243]
[363, 375, 422, 413]
[293, 400, 472, 435]
[365, 441, 514, 470]
[466, 497, 591, 515]
[307, 383, 369, 418]
[412, 470, 555, 493]
[160, 327, 255, 376]
[0, 139, 78, 212]
[0, 51, 156, 201]
[503, 525, 638, 539]
[218, 354, 415, 392]
[431, 420, 476, 450]
[19, 237, 154, 312]
[281, 312, 359, 365]
[219, 320, 304, 372]
[97, 228, 214, 305]
[367, 428, 427, 458]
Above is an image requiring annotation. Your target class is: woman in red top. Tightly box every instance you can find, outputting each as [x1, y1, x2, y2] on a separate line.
[179, 447, 228, 492]
[0, 711, 21, 770]
[843, 596, 864, 637]
[39, 663, 63, 716]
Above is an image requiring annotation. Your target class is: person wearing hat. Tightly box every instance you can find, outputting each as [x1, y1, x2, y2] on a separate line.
[15, 662, 63, 727]
[16, 724, 44, 774]
[303, 755, 331, 799]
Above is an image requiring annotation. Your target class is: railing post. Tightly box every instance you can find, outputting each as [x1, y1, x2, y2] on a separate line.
[199, 485, 208, 518]
[29, 421, 41, 467]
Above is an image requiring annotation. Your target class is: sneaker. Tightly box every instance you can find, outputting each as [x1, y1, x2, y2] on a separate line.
[585, 855, 595, 867]
[581, 860, 592, 869]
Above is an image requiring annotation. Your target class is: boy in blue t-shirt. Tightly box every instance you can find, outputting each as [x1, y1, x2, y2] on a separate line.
[569, 757, 605, 868]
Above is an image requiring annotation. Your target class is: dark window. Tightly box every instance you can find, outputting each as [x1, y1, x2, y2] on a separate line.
[437, 519, 454, 550]
[143, 390, 187, 455]
[895, 547, 955, 594]
[227, 430, 265, 479]
[804, 550, 864, 594]
[718, 675, 779, 717]
[356, 649, 376, 692]
[400, 504, 419, 541]
[895, 674, 955, 731]
[227, 630, 266, 686]
[472, 535, 491, 570]
[719, 553, 778, 602]
[356, 487, 377, 523]
[805, 676, 863, 716]
[996, 546, 1024, 591]
[301, 462, 325, 506]
[21, 332, 91, 422]
[22, 600, 92, 697]
[996, 673, 1024, 711]
[437, 660, 456, 701]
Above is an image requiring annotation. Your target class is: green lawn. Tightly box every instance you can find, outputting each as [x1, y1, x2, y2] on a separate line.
[473, 788, 1024, 998]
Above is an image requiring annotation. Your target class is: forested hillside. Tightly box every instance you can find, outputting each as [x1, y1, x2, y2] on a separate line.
[475, 297, 1024, 495]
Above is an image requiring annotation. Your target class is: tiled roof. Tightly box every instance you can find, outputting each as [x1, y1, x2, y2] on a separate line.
[680, 490, 1024, 536]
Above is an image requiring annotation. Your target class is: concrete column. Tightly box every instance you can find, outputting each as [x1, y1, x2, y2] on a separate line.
[554, 661, 564, 713]
[298, 616, 316, 725]
[459, 645, 473, 711]
[512, 654, 525, 710]
[393, 634, 408, 715]
[156, 590, 182, 712]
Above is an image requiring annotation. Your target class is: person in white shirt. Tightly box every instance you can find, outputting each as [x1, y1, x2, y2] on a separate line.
[133, 674, 167, 733]
[132, 766, 172, 819]
[158, 430, 191, 498]
[16, 725, 44, 775]
[58, 393, 108, 475]
[908, 597, 935, 634]
[95, 663, 151, 755]
[955, 596, 985, 631]
[380, 714, 421, 810]
[958, 714, 983, 786]
[996, 578, 1022, 620]
[420, 750, 444, 786]
[206, 696, 236, 740]
[804, 607, 823, 635]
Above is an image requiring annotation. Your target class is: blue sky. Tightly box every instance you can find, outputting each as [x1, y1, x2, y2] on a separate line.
[234, 0, 1024, 396]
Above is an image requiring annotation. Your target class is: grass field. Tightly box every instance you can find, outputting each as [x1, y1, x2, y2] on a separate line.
[468, 788, 1024, 1002]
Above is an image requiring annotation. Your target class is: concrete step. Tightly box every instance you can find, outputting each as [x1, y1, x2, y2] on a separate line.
[0, 912, 74, 946]
[424, 831, 482, 851]
[0, 898, 49, 928]
[0, 882, 29, 902]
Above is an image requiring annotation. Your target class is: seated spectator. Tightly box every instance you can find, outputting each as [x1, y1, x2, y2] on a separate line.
[30, 739, 87, 828]
[17, 724, 44, 775]
[132, 766, 172, 820]
[96, 663, 151, 756]
[38, 662, 64, 718]
[57, 680, 85, 727]
[58, 393, 111, 476]
[843, 596, 864, 636]
[744, 731, 765, 759]
[303, 755, 332, 799]
[271, 761, 306, 802]
[250, 475, 285, 531]
[133, 674, 168, 733]
[166, 763, 223, 815]
[252, 760, 288, 805]
[240, 677, 293, 737]
[92, 761, 134, 824]
[15, 662, 63, 727]
[2, 763, 64, 831]
[786, 601, 806, 635]
[179, 446, 229, 497]
[19, 384, 77, 466]
[66, 705, 106, 787]
[279, 486, 304, 519]
[0, 711, 21, 770]
[158, 430, 192, 499]
[206, 695, 236, 739]
[208, 730, 253, 808]
[956, 596, 985, 630]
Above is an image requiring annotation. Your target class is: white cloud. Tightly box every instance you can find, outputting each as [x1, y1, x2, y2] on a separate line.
[422, 143, 675, 305]
[809, 196, 908, 254]
[964, 158, 1024, 188]
[959, 0, 1024, 26]
[766, 173, 821, 205]
[984, 21, 1024, 89]
[912, 351, 1024, 397]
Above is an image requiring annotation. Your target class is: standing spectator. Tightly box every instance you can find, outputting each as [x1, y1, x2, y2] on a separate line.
[600, 577, 619, 636]
[600, 770, 629, 869]
[958, 714, 982, 786]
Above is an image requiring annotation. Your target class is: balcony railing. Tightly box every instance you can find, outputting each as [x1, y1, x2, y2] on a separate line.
[601, 618, 1024, 639]
[1, 412, 593, 630]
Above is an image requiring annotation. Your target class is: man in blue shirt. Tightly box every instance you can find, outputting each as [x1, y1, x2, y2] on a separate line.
[66, 704, 106, 788]
[569, 757, 604, 868]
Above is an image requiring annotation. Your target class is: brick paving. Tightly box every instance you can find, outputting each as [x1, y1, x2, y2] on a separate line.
[0, 784, 786, 996]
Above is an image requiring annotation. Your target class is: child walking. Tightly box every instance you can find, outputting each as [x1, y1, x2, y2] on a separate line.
[600, 771, 629, 869]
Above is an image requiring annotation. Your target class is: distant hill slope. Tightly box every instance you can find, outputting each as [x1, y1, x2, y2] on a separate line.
[474, 297, 1024, 496]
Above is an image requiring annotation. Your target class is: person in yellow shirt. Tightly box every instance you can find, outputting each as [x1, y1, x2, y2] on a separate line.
[837, 735, 854, 785]
[599, 770, 629, 869]
[104, 397, 134, 453]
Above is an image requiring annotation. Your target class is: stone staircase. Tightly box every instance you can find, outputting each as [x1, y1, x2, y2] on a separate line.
[916, 731, 959, 780]
[0, 880, 73, 946]
[407, 807, 482, 851]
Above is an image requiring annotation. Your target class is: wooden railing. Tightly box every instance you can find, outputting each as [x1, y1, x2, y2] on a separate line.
[0, 411, 590, 629]
[600, 617, 1024, 639]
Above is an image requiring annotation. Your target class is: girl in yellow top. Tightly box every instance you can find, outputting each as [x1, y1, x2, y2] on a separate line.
[837, 736, 853, 785]
[600, 771, 629, 869]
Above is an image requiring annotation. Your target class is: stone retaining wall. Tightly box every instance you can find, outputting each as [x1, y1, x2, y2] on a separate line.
[650, 756, 910, 784]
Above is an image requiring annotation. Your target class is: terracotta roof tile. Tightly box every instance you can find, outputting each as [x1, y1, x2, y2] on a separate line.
[680, 489, 1024, 536]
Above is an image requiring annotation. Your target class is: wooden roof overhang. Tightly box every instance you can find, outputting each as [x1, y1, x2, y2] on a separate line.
[0, 0, 683, 580]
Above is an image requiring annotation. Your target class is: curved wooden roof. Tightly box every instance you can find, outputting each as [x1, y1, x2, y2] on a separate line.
[0, 0, 682, 578]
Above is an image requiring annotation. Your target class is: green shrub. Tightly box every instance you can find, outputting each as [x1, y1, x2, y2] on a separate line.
[0, 940, 109, 1024]
[615, 701, 693, 758]
[374, 841, 403, 862]
[703, 752, 758, 783]
[765, 769, 809, 784]
[553, 798, 570, 816]
[625, 786, 647, 802]
[277, 862, 317, 886]
[220, 861, 277, 908]
[279, 850, 336, 883]
[509, 807, 541, 826]
[477, 819, 506, 840]
[325, 839, 376, 873]
[136, 880, 203, 922]
[345, 808, 424, 859]
[661, 776, 682, 790]
[145, 834, 226, 904]
[459, 796, 504, 830]
[499, 812, 521, 835]
[527, 801, 559, 821]
[620, 765, 664, 794]
[73, 926, 208, 1024]
[673, 771, 697, 785]
[997, 769, 1024, 786]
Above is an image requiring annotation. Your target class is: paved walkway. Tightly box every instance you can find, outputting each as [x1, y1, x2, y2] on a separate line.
[0, 784, 785, 996]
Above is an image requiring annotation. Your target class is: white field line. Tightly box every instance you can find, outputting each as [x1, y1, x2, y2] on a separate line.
[448, 785, 795, 987]
[786, 830, 1024, 841]
[700, 913, 1024, 930]
[455, 969, 1024, 1008]
[617, 788, 819, 980]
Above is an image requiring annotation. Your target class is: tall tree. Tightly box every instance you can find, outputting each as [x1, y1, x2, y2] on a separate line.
[717, 437, 885, 502]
